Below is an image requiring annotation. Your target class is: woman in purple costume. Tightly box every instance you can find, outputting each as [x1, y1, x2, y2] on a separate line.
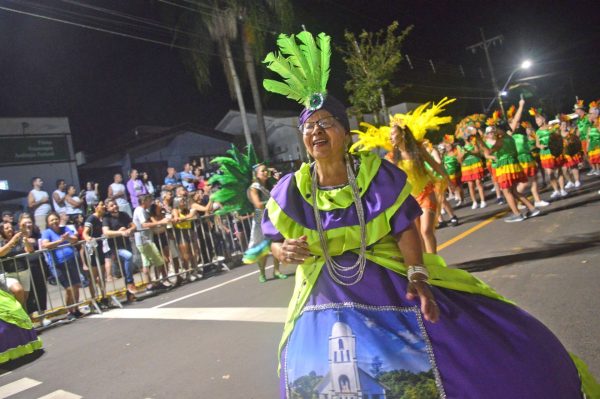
[261, 31, 599, 399]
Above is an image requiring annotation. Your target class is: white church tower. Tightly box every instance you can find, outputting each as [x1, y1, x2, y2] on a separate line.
[327, 320, 362, 397]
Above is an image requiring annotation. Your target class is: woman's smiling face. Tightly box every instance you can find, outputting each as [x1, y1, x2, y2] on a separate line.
[302, 110, 347, 161]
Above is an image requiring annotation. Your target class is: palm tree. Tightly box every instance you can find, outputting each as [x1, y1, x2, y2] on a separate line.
[159, 0, 293, 160]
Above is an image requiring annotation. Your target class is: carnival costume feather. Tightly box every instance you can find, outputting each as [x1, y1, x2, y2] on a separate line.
[208, 145, 259, 215]
[389, 97, 456, 142]
[263, 31, 331, 111]
[349, 122, 392, 153]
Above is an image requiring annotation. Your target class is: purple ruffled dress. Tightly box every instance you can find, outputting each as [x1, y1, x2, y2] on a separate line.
[262, 155, 589, 399]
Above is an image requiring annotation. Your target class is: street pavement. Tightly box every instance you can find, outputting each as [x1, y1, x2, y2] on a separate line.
[1, 175, 599, 398]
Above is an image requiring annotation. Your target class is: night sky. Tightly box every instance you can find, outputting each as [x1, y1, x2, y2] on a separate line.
[1, 0, 599, 155]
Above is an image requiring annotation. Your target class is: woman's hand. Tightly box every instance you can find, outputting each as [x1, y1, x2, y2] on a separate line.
[277, 236, 311, 264]
[406, 281, 440, 323]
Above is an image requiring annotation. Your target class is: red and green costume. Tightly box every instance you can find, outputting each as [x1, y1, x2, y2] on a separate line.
[443, 149, 461, 186]
[513, 133, 538, 177]
[577, 116, 591, 153]
[588, 123, 600, 165]
[459, 141, 484, 182]
[493, 135, 527, 189]
[537, 128, 563, 169]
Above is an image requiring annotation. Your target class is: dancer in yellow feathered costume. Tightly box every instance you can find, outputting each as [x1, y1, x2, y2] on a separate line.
[351, 97, 456, 254]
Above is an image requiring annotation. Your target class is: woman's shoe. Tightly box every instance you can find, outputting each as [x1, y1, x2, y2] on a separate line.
[274, 272, 288, 280]
[258, 274, 267, 283]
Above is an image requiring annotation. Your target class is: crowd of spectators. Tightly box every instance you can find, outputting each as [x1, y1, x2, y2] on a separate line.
[0, 159, 254, 323]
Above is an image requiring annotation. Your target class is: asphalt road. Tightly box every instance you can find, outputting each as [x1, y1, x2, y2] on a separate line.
[2, 176, 599, 399]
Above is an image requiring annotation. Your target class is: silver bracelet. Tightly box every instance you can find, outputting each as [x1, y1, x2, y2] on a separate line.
[407, 265, 430, 283]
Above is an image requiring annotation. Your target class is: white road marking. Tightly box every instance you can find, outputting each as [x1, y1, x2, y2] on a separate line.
[37, 390, 82, 399]
[0, 373, 10, 379]
[152, 265, 275, 309]
[0, 377, 42, 398]
[91, 307, 287, 323]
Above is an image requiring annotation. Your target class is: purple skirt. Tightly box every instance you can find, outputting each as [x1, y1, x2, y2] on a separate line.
[280, 258, 583, 399]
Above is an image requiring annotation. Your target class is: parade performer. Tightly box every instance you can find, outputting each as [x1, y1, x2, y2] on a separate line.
[349, 98, 457, 253]
[441, 135, 463, 205]
[522, 120, 546, 186]
[0, 288, 42, 364]
[587, 101, 600, 175]
[574, 99, 591, 166]
[483, 111, 505, 205]
[559, 115, 583, 188]
[476, 114, 540, 222]
[261, 30, 599, 399]
[531, 107, 568, 198]
[507, 101, 549, 207]
[455, 115, 487, 209]
[208, 146, 287, 282]
[423, 140, 459, 228]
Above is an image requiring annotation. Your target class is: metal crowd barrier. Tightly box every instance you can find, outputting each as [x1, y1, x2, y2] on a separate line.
[0, 212, 254, 326]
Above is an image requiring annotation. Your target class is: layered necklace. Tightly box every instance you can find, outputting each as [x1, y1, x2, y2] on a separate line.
[310, 155, 367, 286]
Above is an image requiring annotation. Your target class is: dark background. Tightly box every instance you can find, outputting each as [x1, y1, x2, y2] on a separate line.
[1, 0, 598, 155]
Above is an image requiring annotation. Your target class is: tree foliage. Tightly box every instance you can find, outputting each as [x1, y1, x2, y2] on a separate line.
[378, 369, 439, 399]
[290, 371, 322, 399]
[339, 21, 413, 121]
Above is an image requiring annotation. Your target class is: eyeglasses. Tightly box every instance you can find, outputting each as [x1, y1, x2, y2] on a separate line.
[300, 116, 337, 135]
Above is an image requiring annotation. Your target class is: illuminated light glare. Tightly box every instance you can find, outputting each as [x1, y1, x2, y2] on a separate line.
[521, 60, 532, 69]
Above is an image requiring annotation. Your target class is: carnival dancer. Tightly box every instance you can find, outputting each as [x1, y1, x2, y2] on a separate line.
[559, 115, 583, 188]
[261, 30, 599, 399]
[441, 135, 464, 205]
[483, 111, 505, 205]
[531, 107, 568, 198]
[587, 101, 600, 175]
[244, 164, 287, 282]
[506, 101, 550, 207]
[574, 99, 592, 170]
[208, 146, 287, 282]
[523, 121, 546, 187]
[422, 139, 459, 228]
[455, 115, 487, 209]
[476, 114, 540, 222]
[0, 288, 42, 365]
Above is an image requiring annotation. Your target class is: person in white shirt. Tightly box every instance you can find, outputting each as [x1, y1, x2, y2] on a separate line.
[132, 194, 168, 292]
[84, 181, 99, 213]
[27, 177, 52, 230]
[64, 185, 84, 221]
[52, 179, 67, 216]
[108, 173, 132, 217]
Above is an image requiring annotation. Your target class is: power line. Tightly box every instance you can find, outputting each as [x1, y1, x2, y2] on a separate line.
[0, 4, 237, 59]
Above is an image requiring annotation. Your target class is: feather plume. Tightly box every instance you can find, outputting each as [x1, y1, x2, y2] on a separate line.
[506, 105, 516, 120]
[390, 97, 456, 142]
[350, 122, 392, 153]
[208, 145, 259, 215]
[455, 114, 486, 138]
[263, 31, 330, 109]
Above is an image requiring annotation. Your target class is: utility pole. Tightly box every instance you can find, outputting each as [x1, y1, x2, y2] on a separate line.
[466, 28, 505, 115]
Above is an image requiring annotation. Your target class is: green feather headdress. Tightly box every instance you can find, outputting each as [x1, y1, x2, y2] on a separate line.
[263, 31, 331, 111]
[208, 145, 259, 215]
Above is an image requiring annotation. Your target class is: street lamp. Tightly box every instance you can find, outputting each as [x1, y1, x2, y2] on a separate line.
[486, 60, 533, 114]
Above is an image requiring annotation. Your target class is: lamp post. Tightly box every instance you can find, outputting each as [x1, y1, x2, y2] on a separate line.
[486, 60, 532, 114]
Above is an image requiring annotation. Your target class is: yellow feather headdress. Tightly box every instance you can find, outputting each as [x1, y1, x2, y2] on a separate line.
[389, 97, 456, 142]
[349, 122, 392, 153]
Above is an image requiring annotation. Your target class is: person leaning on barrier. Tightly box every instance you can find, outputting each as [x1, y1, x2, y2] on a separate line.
[82, 201, 110, 306]
[149, 201, 180, 286]
[132, 194, 169, 292]
[17, 214, 47, 317]
[41, 212, 83, 320]
[0, 222, 30, 308]
[102, 199, 137, 297]
[172, 195, 202, 281]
